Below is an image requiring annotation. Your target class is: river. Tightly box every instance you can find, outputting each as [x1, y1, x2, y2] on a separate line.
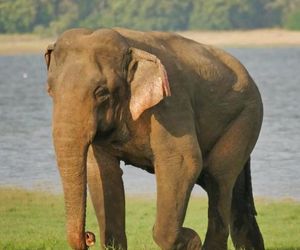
[0, 47, 299, 199]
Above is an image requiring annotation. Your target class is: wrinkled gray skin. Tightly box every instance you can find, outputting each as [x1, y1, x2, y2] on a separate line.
[45, 28, 265, 250]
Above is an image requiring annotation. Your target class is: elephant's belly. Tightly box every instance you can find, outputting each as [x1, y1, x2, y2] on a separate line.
[122, 155, 155, 174]
[105, 139, 155, 173]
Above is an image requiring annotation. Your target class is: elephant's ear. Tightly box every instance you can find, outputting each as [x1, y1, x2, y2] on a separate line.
[127, 48, 171, 121]
[44, 44, 55, 70]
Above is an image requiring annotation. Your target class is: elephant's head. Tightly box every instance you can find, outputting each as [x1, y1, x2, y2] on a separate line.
[45, 28, 170, 249]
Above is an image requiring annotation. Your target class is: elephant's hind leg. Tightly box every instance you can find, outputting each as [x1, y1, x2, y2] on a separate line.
[203, 107, 263, 250]
[230, 159, 265, 250]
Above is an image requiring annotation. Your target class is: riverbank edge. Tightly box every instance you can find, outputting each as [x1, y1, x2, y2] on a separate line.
[1, 186, 299, 203]
[1, 29, 300, 55]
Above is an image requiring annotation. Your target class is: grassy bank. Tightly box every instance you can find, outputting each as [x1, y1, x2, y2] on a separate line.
[1, 29, 300, 55]
[0, 188, 299, 250]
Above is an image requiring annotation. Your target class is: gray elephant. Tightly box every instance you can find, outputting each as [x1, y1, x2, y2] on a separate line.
[45, 28, 265, 250]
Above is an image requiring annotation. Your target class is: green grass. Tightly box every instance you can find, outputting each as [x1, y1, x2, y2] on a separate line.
[0, 188, 299, 250]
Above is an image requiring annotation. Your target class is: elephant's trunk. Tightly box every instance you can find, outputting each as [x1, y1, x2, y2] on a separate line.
[52, 102, 96, 250]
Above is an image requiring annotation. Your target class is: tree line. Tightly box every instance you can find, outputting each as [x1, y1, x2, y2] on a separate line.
[0, 0, 300, 35]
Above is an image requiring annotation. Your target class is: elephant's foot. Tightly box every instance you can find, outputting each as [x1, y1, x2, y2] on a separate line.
[85, 231, 96, 247]
[154, 226, 202, 250]
[202, 232, 228, 250]
[180, 228, 202, 250]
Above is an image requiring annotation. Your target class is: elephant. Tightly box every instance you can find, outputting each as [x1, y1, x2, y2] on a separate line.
[44, 27, 265, 250]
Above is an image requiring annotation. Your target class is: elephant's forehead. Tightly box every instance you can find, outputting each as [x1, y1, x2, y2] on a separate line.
[54, 40, 125, 70]
[56, 28, 127, 55]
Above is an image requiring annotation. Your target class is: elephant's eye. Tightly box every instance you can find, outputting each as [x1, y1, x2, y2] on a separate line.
[94, 86, 110, 102]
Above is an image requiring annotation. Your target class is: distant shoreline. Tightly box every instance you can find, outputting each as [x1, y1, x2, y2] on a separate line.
[0, 29, 300, 55]
[0, 185, 299, 202]
[179, 29, 300, 47]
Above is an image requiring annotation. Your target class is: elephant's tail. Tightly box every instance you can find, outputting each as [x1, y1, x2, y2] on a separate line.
[230, 157, 266, 250]
[232, 157, 257, 216]
[244, 157, 257, 216]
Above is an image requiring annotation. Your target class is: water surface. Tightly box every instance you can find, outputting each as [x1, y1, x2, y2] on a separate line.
[0, 47, 299, 199]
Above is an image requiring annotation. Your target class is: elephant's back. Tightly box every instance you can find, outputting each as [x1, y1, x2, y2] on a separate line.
[114, 28, 247, 88]
[113, 27, 209, 58]
[114, 27, 261, 105]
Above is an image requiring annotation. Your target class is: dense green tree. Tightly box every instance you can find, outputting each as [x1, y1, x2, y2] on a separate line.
[43, 0, 79, 35]
[0, 0, 300, 34]
[189, 0, 232, 30]
[75, 0, 107, 27]
[271, 0, 300, 28]
[284, 10, 300, 29]
[78, 0, 192, 31]
[189, 0, 267, 30]
[34, 0, 56, 27]
[0, 0, 37, 33]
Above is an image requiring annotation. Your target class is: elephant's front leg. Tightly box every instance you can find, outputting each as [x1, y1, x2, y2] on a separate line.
[151, 121, 203, 249]
[87, 145, 127, 250]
